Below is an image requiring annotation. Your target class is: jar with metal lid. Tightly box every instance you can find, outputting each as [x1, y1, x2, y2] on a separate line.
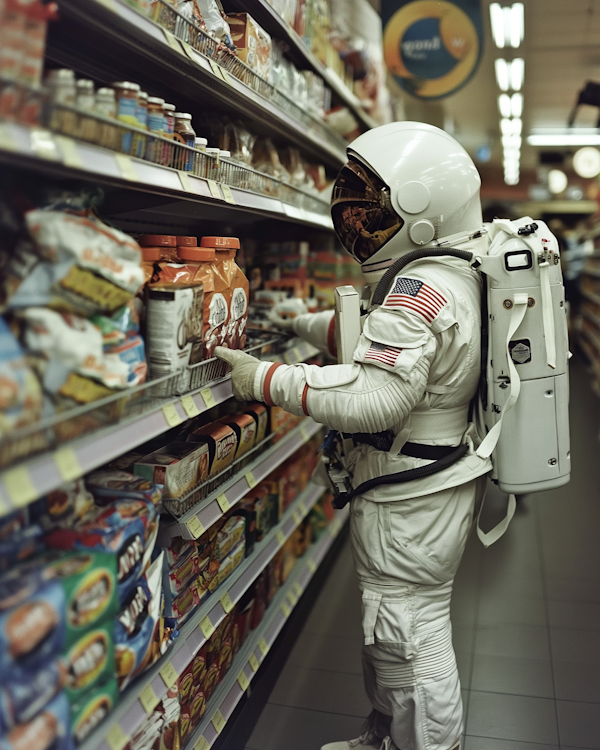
[95, 87, 118, 150]
[162, 102, 176, 167]
[133, 90, 148, 157]
[46, 69, 76, 135]
[113, 81, 140, 153]
[75, 79, 96, 143]
[205, 147, 220, 181]
[146, 96, 165, 162]
[194, 137, 208, 177]
[173, 112, 196, 172]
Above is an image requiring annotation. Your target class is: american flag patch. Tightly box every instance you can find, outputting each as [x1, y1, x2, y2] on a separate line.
[364, 342, 403, 367]
[385, 277, 447, 323]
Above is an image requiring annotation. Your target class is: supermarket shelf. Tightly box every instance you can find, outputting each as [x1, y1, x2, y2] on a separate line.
[81, 481, 330, 750]
[47, 0, 347, 170]
[583, 307, 600, 333]
[582, 289, 600, 307]
[227, 0, 377, 132]
[273, 340, 321, 365]
[0, 378, 232, 517]
[158, 417, 323, 543]
[582, 267, 600, 279]
[188, 503, 349, 750]
[0, 122, 334, 232]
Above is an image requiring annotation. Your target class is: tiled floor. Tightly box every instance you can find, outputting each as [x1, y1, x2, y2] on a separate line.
[244, 358, 600, 750]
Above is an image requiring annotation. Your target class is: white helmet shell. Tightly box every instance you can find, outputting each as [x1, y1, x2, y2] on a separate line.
[334, 121, 482, 284]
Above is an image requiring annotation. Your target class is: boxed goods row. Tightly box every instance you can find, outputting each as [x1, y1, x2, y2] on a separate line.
[122, 490, 336, 750]
[0, 418, 329, 748]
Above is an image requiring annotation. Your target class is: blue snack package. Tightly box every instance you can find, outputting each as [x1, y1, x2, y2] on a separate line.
[0, 660, 66, 733]
[84, 471, 162, 506]
[0, 690, 74, 750]
[0, 569, 66, 677]
[0, 525, 45, 573]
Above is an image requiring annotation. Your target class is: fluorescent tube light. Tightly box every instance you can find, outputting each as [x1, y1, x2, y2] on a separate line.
[511, 93, 523, 117]
[495, 58, 509, 91]
[528, 132, 600, 146]
[490, 3, 506, 48]
[499, 94, 512, 118]
[510, 3, 524, 47]
[510, 58, 524, 90]
[512, 118, 522, 135]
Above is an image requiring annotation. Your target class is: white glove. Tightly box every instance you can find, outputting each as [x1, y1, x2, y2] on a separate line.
[215, 347, 261, 401]
[268, 300, 308, 332]
[266, 310, 296, 331]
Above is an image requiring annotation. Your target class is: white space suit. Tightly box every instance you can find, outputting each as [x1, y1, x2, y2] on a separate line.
[217, 123, 493, 750]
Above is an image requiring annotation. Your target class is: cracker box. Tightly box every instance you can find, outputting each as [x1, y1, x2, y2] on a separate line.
[245, 403, 268, 445]
[218, 412, 256, 460]
[187, 422, 237, 477]
[226, 12, 272, 81]
[134, 442, 209, 499]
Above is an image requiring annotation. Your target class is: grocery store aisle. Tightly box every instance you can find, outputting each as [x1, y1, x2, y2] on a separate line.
[243, 355, 600, 750]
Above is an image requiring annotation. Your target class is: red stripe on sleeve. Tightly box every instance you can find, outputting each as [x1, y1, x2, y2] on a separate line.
[263, 363, 283, 406]
[327, 315, 337, 359]
[301, 384, 310, 416]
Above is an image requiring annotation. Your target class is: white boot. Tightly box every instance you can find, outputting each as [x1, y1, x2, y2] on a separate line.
[321, 734, 392, 750]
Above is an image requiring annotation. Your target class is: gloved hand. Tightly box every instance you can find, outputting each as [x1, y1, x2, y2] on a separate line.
[215, 347, 261, 401]
[268, 300, 309, 331]
[266, 310, 296, 331]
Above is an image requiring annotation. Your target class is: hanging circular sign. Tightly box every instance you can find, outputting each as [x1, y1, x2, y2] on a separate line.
[383, 0, 482, 99]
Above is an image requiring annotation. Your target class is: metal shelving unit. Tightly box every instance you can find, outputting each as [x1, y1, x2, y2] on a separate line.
[80, 482, 336, 750]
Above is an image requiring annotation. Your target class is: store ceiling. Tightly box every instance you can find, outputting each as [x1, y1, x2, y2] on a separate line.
[404, 0, 600, 175]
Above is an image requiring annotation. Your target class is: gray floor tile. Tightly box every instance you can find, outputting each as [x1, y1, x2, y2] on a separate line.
[456, 649, 473, 690]
[547, 599, 600, 630]
[471, 653, 554, 698]
[473, 624, 551, 660]
[477, 594, 548, 627]
[453, 622, 475, 654]
[466, 691, 559, 744]
[545, 575, 600, 603]
[464, 739, 558, 750]
[550, 627, 600, 665]
[554, 660, 600, 703]
[285, 631, 364, 675]
[268, 665, 371, 717]
[556, 699, 600, 748]
[246, 704, 365, 750]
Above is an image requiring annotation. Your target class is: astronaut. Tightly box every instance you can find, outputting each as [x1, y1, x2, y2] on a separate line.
[216, 122, 492, 750]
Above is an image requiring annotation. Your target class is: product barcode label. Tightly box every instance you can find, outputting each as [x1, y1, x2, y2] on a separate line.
[200, 388, 216, 408]
[212, 709, 226, 734]
[186, 516, 204, 539]
[55, 447, 81, 482]
[245, 471, 257, 489]
[258, 638, 269, 656]
[159, 662, 178, 688]
[216, 494, 230, 513]
[194, 737, 210, 750]
[248, 654, 259, 672]
[220, 592, 234, 613]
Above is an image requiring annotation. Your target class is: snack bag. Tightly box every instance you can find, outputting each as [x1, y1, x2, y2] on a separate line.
[8, 210, 145, 316]
[85, 471, 162, 507]
[0, 660, 67, 733]
[30, 480, 95, 531]
[0, 690, 75, 750]
[69, 677, 119, 745]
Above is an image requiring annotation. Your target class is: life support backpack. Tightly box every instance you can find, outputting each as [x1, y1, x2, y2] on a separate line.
[327, 218, 571, 546]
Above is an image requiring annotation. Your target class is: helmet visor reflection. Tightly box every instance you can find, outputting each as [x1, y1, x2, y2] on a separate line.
[331, 159, 404, 263]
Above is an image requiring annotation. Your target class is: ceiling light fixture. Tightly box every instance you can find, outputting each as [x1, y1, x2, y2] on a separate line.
[572, 147, 600, 178]
[495, 58, 509, 91]
[511, 93, 523, 117]
[499, 94, 512, 118]
[490, 3, 524, 49]
[528, 132, 600, 146]
[548, 169, 568, 194]
[510, 3, 524, 47]
[510, 58, 524, 90]
[490, 3, 506, 48]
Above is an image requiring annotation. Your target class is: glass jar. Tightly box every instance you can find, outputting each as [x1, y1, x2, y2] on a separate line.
[95, 87, 118, 150]
[173, 112, 196, 172]
[46, 69, 76, 135]
[112, 81, 140, 153]
[134, 90, 148, 158]
[146, 96, 165, 163]
[205, 146, 220, 182]
[162, 102, 175, 167]
[75, 79, 96, 143]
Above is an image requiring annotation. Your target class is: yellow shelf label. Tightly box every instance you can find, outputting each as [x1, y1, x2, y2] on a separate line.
[200, 616, 215, 639]
[186, 516, 204, 539]
[105, 725, 128, 750]
[207, 179, 223, 200]
[55, 135, 84, 169]
[292, 509, 301, 526]
[220, 591, 234, 613]
[212, 709, 226, 734]
[245, 471, 257, 489]
[181, 394, 200, 418]
[54, 447, 82, 482]
[115, 153, 138, 181]
[221, 185, 236, 204]
[293, 582, 303, 598]
[258, 637, 269, 656]
[237, 670, 250, 691]
[139, 684, 160, 715]
[200, 388, 216, 408]
[287, 591, 297, 607]
[194, 737, 210, 750]
[307, 558, 317, 574]
[159, 661, 178, 689]
[162, 403, 183, 427]
[178, 171, 193, 193]
[163, 29, 183, 53]
[276, 530, 285, 546]
[300, 423, 310, 442]
[3, 466, 37, 508]
[281, 602, 291, 618]
[249, 653, 259, 672]
[299, 500, 307, 515]
[0, 123, 18, 152]
[216, 493, 230, 513]
[30, 128, 58, 160]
